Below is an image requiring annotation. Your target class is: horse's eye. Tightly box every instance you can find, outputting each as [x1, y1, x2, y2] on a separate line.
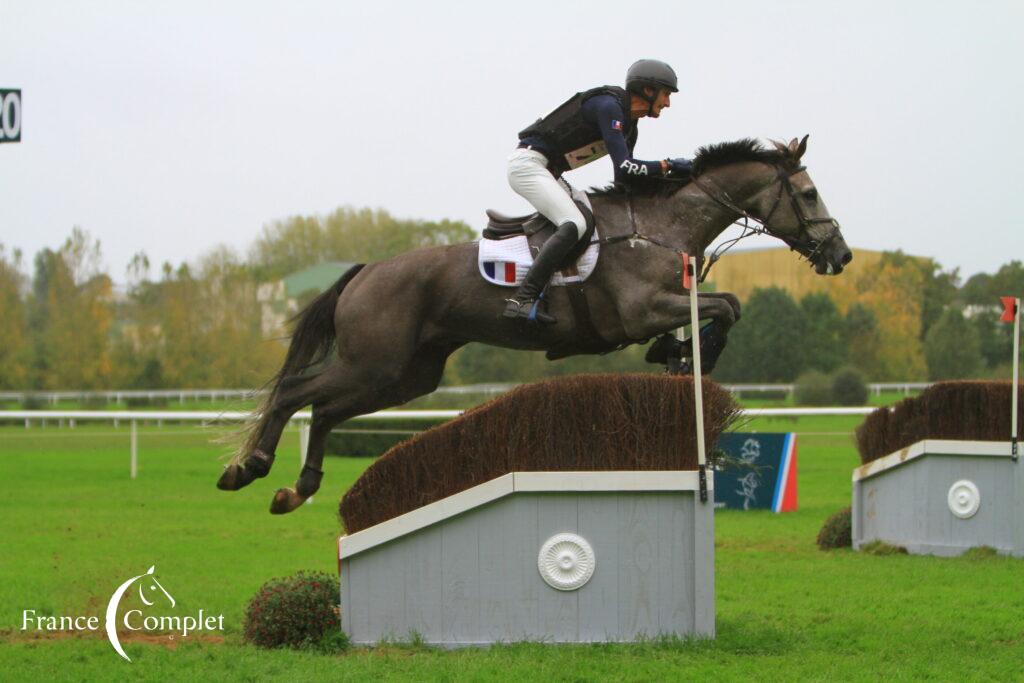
[802, 188, 818, 201]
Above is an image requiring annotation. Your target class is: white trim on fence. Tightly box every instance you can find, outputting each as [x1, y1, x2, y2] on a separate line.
[0, 406, 873, 480]
[0, 382, 935, 404]
[338, 470, 707, 560]
[852, 439, 1016, 482]
[0, 406, 873, 424]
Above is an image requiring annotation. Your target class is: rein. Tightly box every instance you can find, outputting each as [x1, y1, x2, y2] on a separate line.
[690, 166, 842, 276]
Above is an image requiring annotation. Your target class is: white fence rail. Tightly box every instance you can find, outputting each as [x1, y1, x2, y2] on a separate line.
[0, 382, 932, 405]
[1, 407, 873, 480]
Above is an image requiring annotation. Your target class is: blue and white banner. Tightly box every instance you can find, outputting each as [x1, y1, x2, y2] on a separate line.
[713, 433, 798, 512]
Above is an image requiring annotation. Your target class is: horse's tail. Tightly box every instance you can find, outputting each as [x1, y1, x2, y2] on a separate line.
[232, 263, 366, 465]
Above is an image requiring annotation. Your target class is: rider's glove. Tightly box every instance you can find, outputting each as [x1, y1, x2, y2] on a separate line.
[667, 157, 693, 177]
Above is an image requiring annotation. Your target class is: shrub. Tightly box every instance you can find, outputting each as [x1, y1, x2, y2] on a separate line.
[126, 395, 168, 408]
[243, 571, 343, 650]
[80, 396, 108, 410]
[816, 507, 852, 550]
[20, 394, 45, 410]
[794, 370, 832, 406]
[859, 540, 908, 556]
[831, 366, 869, 406]
[962, 545, 999, 560]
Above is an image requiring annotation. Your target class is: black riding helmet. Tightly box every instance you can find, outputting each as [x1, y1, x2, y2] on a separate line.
[626, 59, 678, 115]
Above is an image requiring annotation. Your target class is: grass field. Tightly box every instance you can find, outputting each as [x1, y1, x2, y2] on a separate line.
[1, 416, 1021, 681]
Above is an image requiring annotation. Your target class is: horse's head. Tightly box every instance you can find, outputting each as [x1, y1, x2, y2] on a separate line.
[756, 136, 853, 275]
[690, 136, 853, 276]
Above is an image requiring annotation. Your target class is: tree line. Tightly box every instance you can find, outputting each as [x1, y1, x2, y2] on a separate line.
[0, 212, 1020, 390]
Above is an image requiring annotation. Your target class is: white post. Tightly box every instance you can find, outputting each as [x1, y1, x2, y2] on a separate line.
[299, 422, 312, 504]
[130, 420, 138, 479]
[1012, 297, 1020, 460]
[685, 254, 708, 502]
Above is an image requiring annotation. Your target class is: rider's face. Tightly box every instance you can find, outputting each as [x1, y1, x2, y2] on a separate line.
[648, 88, 672, 118]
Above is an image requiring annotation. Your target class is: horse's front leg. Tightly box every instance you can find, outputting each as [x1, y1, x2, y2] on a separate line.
[634, 293, 738, 374]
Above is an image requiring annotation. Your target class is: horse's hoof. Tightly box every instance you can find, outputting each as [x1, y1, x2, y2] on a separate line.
[217, 450, 274, 491]
[217, 464, 250, 491]
[270, 488, 305, 515]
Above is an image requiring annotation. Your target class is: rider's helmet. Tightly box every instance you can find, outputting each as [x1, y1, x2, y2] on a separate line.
[625, 59, 679, 96]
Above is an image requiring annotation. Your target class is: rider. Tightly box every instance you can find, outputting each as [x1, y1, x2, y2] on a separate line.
[503, 58, 693, 324]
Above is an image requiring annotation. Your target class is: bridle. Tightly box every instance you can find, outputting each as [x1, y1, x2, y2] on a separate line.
[689, 164, 842, 279]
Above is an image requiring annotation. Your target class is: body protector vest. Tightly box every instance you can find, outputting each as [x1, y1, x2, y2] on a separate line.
[519, 85, 637, 175]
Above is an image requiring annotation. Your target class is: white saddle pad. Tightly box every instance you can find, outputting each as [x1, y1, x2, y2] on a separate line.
[478, 229, 600, 287]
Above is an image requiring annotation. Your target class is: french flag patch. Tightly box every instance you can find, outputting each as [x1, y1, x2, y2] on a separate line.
[611, 120, 623, 131]
[483, 261, 517, 284]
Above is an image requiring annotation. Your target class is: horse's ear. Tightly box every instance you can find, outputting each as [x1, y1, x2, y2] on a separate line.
[796, 134, 809, 160]
[770, 139, 789, 154]
[788, 137, 800, 154]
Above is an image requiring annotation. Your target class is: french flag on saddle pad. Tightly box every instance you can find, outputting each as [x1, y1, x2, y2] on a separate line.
[482, 261, 518, 284]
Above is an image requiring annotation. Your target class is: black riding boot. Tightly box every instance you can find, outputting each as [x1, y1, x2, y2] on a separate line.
[502, 221, 579, 325]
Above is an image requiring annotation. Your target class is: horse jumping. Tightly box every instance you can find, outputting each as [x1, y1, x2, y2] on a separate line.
[217, 136, 853, 513]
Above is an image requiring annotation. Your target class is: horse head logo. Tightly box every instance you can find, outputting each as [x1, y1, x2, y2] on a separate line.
[104, 565, 175, 662]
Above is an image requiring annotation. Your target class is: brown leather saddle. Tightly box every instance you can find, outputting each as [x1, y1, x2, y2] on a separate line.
[482, 199, 596, 270]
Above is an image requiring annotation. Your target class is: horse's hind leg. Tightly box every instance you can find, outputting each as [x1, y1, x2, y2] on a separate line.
[269, 343, 458, 514]
[217, 370, 335, 491]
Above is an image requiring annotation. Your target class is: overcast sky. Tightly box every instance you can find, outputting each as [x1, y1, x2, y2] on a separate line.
[2, 0, 1022, 283]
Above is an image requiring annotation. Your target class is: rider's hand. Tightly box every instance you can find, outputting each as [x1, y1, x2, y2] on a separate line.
[667, 157, 693, 177]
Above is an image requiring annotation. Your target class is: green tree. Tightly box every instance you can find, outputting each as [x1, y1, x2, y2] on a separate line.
[968, 309, 1013, 370]
[128, 249, 283, 388]
[879, 251, 958, 340]
[714, 287, 808, 382]
[855, 260, 927, 380]
[0, 245, 30, 388]
[924, 308, 983, 380]
[799, 292, 847, 373]
[989, 261, 1024, 300]
[959, 272, 993, 305]
[250, 207, 477, 279]
[29, 229, 114, 389]
[844, 303, 884, 380]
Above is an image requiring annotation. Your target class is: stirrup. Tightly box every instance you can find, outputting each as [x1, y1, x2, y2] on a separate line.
[503, 296, 555, 325]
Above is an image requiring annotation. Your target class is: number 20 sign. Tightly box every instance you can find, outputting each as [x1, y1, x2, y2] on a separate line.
[0, 90, 22, 143]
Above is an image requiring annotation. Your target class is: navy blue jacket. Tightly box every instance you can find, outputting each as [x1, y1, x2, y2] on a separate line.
[520, 94, 664, 183]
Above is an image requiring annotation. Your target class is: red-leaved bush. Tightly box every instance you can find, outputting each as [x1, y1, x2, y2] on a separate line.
[243, 571, 342, 649]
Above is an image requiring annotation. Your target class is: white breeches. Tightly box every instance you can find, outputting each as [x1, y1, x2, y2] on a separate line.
[506, 148, 587, 240]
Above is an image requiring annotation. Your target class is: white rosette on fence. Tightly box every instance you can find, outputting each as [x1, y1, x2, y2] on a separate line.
[537, 533, 596, 591]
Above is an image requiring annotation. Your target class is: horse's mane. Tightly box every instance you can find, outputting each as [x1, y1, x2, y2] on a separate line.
[588, 138, 786, 199]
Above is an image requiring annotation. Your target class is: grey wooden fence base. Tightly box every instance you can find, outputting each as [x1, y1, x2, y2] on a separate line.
[339, 472, 715, 646]
[852, 440, 1023, 557]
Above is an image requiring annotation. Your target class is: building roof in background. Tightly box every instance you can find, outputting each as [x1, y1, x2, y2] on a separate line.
[282, 262, 358, 298]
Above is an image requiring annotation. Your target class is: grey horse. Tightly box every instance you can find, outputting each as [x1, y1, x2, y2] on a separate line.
[218, 136, 852, 513]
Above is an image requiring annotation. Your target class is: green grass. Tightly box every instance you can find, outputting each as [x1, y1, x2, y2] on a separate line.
[1, 420, 1022, 681]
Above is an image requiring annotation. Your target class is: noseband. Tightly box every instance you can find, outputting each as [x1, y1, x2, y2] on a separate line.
[691, 165, 842, 268]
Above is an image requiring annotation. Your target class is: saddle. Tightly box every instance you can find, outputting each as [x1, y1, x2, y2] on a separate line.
[483, 198, 596, 270]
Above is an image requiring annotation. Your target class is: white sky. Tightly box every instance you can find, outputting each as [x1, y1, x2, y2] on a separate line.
[2, 0, 1022, 282]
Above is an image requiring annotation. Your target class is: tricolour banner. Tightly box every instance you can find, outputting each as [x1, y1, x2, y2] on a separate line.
[713, 432, 798, 512]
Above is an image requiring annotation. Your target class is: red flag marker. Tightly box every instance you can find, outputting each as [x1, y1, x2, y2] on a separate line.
[1001, 296, 1018, 323]
[682, 252, 692, 290]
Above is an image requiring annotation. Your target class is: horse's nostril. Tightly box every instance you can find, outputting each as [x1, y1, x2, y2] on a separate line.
[841, 252, 853, 265]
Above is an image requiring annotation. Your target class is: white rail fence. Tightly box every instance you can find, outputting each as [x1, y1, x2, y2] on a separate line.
[0, 382, 931, 405]
[0, 407, 874, 480]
